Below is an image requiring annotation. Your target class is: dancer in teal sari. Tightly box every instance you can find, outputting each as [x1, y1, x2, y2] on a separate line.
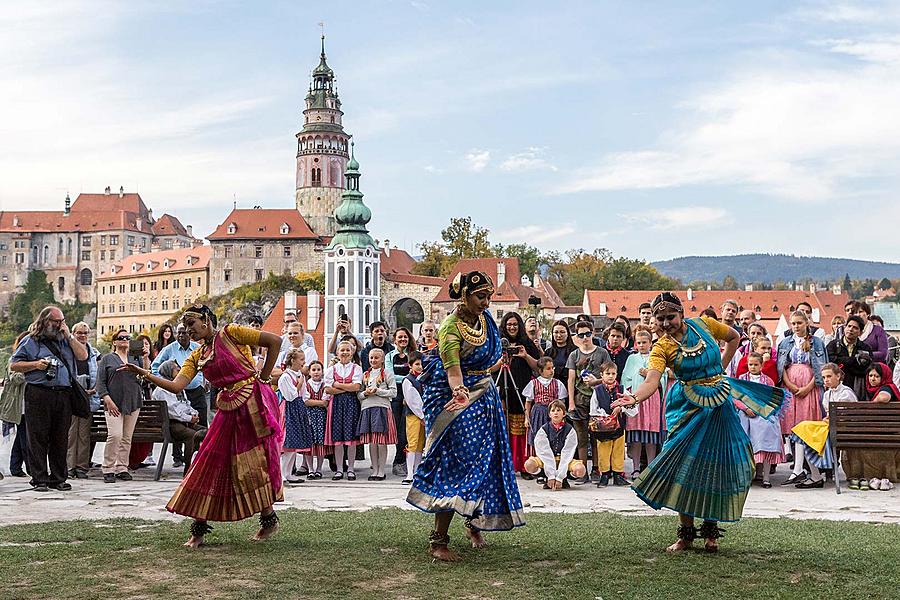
[613, 292, 786, 552]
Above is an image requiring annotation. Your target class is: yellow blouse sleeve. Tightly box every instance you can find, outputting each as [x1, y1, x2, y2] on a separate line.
[700, 315, 733, 342]
[177, 346, 202, 381]
[648, 337, 676, 373]
[224, 324, 262, 347]
[438, 316, 462, 370]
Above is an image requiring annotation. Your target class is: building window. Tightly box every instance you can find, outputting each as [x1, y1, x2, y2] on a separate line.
[255, 246, 263, 258]
[162, 300, 169, 311]
[150, 281, 157, 291]
[150, 299, 157, 310]
[100, 305, 105, 314]
[139, 302, 146, 312]
[127, 235, 135, 246]
[58, 238, 63, 255]
[312, 167, 322, 186]
[81, 250, 91, 261]
[196, 277, 201, 287]
[364, 266, 371, 293]
[141, 238, 147, 248]
[338, 266, 346, 290]
[224, 245, 232, 258]
[82, 236, 92, 247]
[164, 239, 173, 249]
[109, 250, 116, 260]
[255, 269, 263, 282]
[119, 304, 125, 313]
[58, 277, 65, 293]
[0, 255, 5, 265]
[109, 304, 115, 313]
[109, 235, 119, 245]
[100, 250, 106, 260]
[129, 324, 135, 333]
[280, 224, 290, 235]
[101, 235, 107, 245]
[283, 246, 291, 258]
[173, 299, 180, 309]
[224, 269, 232, 282]
[162, 281, 169, 290]
[173, 279, 180, 289]
[130, 283, 136, 292]
[227, 223, 236, 234]
[365, 304, 371, 326]
[15, 253, 25, 264]
[80, 268, 92, 286]
[185, 278, 191, 288]
[119, 284, 125, 293]
[139, 282, 146, 291]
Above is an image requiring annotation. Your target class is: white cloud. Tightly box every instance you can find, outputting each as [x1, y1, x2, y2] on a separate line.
[619, 206, 733, 231]
[495, 223, 576, 244]
[423, 165, 444, 174]
[557, 33, 900, 202]
[499, 147, 558, 173]
[465, 149, 491, 172]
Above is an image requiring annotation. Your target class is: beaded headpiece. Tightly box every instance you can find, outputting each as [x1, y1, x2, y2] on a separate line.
[449, 270, 495, 300]
[182, 304, 218, 328]
[651, 292, 683, 316]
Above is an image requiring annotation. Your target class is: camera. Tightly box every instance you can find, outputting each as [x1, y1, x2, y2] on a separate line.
[527, 294, 542, 307]
[45, 357, 60, 380]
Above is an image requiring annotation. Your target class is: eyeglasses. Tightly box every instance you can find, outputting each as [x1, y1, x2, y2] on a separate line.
[74, 330, 89, 335]
[115, 336, 131, 341]
[574, 332, 592, 339]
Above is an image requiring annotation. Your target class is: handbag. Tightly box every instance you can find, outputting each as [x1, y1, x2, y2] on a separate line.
[589, 413, 619, 433]
[44, 340, 92, 419]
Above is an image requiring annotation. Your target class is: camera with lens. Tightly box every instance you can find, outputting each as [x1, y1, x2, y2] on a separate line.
[45, 357, 60, 380]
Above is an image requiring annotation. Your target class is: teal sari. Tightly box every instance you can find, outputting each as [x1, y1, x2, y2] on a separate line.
[632, 318, 786, 522]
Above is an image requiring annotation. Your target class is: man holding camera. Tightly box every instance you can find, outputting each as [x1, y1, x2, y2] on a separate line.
[10, 306, 88, 492]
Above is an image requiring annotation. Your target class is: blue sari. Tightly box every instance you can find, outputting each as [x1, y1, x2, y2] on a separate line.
[632, 317, 786, 522]
[406, 312, 525, 531]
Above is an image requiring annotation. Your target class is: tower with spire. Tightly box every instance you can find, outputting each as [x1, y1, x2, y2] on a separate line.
[295, 35, 351, 238]
[323, 143, 380, 349]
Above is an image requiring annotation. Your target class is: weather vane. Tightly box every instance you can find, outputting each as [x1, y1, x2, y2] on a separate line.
[318, 21, 325, 39]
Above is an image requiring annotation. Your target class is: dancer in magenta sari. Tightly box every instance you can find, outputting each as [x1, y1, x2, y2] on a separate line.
[120, 305, 284, 548]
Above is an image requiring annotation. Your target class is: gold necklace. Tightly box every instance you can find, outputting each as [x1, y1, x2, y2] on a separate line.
[457, 313, 487, 346]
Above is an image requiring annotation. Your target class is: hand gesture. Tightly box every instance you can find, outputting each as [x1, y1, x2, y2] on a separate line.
[103, 397, 120, 418]
[638, 367, 648, 377]
[583, 374, 600, 387]
[515, 345, 527, 357]
[611, 406, 622, 418]
[60, 321, 71, 338]
[117, 362, 147, 378]
[611, 395, 636, 409]
[35, 358, 51, 371]
[744, 408, 756, 418]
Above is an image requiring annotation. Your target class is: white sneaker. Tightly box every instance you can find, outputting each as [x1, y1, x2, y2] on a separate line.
[879, 478, 894, 491]
[144, 455, 156, 466]
[869, 478, 881, 491]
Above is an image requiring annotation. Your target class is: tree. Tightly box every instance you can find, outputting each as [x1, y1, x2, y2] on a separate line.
[722, 275, 739, 291]
[878, 277, 892, 290]
[413, 217, 495, 278]
[494, 243, 557, 281]
[842, 273, 852, 292]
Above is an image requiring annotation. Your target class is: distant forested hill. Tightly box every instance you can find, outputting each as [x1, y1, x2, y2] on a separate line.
[652, 254, 900, 284]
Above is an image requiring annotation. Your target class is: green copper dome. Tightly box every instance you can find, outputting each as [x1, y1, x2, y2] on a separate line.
[326, 143, 375, 250]
[313, 36, 334, 77]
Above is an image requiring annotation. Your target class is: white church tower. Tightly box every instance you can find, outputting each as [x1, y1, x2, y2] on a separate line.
[324, 143, 380, 350]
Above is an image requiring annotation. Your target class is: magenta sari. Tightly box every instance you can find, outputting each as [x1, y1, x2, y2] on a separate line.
[167, 326, 284, 521]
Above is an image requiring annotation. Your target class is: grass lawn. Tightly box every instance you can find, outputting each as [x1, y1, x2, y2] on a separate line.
[1, 510, 898, 599]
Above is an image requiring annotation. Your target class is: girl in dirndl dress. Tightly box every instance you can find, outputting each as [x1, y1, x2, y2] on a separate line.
[524, 357, 568, 458]
[278, 348, 314, 485]
[357, 348, 398, 481]
[623, 328, 668, 480]
[736, 352, 785, 488]
[304, 360, 329, 479]
[324, 340, 363, 481]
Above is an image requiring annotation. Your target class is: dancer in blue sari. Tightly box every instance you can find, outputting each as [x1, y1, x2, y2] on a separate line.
[613, 292, 786, 552]
[407, 270, 524, 561]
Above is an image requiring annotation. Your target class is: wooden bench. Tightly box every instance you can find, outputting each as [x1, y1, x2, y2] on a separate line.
[90, 399, 173, 481]
[829, 402, 900, 494]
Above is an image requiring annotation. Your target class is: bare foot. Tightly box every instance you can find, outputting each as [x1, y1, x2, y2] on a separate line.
[465, 527, 487, 549]
[704, 538, 718, 553]
[253, 522, 278, 541]
[665, 538, 692, 553]
[183, 535, 204, 549]
[430, 545, 461, 562]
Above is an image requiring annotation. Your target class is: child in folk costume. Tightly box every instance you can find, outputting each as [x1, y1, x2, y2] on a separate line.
[324, 340, 363, 481]
[356, 348, 398, 481]
[735, 352, 785, 488]
[277, 348, 314, 485]
[524, 400, 586, 489]
[790, 362, 857, 490]
[303, 360, 329, 479]
[623, 328, 667, 480]
[590, 362, 638, 487]
[401, 351, 426, 485]
[524, 357, 568, 459]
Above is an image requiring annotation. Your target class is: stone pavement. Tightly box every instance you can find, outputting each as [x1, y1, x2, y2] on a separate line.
[1, 442, 899, 527]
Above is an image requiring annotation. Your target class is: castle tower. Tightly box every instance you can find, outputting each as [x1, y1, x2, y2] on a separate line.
[295, 35, 351, 238]
[324, 144, 379, 350]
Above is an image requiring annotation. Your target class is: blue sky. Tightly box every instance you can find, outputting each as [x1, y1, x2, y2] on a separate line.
[3, 1, 900, 263]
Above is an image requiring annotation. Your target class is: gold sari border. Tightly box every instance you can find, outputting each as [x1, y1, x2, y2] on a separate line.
[406, 488, 526, 531]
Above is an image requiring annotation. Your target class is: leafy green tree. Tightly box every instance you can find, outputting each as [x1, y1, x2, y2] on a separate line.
[878, 277, 892, 290]
[843, 274, 852, 292]
[722, 275, 739, 290]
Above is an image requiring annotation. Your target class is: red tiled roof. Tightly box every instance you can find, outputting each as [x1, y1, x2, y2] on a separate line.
[70, 192, 150, 217]
[382, 272, 444, 286]
[97, 246, 211, 280]
[262, 295, 324, 360]
[0, 209, 154, 234]
[207, 209, 319, 241]
[151, 213, 190, 238]
[379, 247, 417, 275]
[583, 289, 850, 330]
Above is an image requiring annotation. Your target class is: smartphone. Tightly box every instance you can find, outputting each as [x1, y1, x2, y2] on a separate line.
[128, 339, 144, 358]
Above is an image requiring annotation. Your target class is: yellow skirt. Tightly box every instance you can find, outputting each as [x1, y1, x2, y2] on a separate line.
[791, 420, 829, 455]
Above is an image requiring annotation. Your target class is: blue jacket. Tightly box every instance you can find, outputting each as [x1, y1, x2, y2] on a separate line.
[85, 343, 102, 412]
[776, 335, 828, 387]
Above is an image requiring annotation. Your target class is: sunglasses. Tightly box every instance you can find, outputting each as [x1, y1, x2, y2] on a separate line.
[574, 332, 592, 339]
[115, 336, 131, 341]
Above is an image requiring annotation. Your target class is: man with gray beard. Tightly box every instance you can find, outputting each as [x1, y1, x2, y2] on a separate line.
[10, 306, 88, 492]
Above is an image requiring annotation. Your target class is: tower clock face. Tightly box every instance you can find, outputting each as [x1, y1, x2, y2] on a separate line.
[316, 115, 321, 121]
